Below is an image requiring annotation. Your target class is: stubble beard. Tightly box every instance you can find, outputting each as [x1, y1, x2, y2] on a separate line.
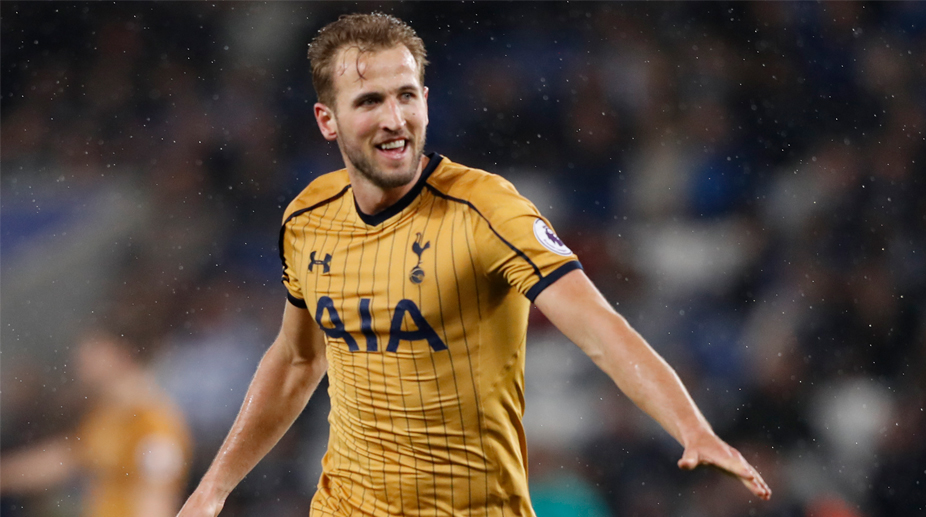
[340, 133, 427, 190]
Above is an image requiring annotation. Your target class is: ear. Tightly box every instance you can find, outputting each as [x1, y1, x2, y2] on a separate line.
[314, 102, 338, 141]
[422, 86, 430, 126]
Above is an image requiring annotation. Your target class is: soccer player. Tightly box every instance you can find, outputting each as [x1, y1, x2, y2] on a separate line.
[1, 329, 191, 517]
[177, 12, 771, 517]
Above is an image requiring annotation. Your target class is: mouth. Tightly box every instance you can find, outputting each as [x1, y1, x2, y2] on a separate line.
[375, 138, 409, 160]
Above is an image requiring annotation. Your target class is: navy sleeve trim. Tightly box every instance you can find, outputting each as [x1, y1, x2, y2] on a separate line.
[525, 260, 583, 302]
[287, 293, 308, 309]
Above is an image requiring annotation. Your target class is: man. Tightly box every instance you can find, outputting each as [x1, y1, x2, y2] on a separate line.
[178, 12, 771, 517]
[1, 329, 191, 517]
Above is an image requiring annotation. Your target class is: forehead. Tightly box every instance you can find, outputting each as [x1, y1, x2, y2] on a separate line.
[331, 45, 420, 99]
[78, 335, 117, 354]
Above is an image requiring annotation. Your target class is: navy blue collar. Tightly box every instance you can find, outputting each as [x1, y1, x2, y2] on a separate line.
[354, 152, 443, 226]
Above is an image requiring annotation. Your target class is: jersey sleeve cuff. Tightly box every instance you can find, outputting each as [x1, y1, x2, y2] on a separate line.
[287, 292, 308, 309]
[525, 260, 583, 302]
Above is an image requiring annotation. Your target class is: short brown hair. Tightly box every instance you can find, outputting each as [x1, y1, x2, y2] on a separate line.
[308, 12, 428, 108]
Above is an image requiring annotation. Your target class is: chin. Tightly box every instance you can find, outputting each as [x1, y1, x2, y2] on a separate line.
[377, 168, 419, 189]
[345, 141, 424, 190]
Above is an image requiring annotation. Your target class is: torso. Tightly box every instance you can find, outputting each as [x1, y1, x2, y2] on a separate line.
[280, 154, 580, 516]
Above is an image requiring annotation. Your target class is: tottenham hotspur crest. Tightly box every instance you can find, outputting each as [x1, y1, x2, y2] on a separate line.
[409, 232, 431, 284]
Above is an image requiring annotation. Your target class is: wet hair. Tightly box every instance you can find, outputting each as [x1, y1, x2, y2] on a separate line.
[308, 12, 428, 109]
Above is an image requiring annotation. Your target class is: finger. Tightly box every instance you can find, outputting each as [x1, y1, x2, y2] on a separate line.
[731, 462, 771, 501]
[704, 449, 773, 500]
[704, 461, 773, 501]
[677, 448, 699, 470]
[747, 467, 772, 500]
[712, 448, 756, 481]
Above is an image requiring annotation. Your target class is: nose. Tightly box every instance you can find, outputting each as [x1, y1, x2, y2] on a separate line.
[381, 98, 406, 131]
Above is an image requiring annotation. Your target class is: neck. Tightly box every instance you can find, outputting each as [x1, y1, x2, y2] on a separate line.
[350, 155, 429, 216]
[99, 368, 156, 406]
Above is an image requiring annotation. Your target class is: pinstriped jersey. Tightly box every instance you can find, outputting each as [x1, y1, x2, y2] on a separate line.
[279, 153, 581, 517]
[76, 397, 191, 517]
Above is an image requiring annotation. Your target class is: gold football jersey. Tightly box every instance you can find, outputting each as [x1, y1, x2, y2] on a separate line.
[76, 397, 191, 517]
[280, 154, 581, 517]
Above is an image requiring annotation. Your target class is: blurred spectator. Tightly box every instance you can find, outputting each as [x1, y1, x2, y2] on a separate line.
[0, 329, 192, 517]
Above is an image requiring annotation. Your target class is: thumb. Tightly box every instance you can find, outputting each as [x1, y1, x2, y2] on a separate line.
[678, 448, 699, 470]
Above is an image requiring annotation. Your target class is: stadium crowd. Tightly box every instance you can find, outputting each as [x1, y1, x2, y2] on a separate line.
[2, 2, 924, 516]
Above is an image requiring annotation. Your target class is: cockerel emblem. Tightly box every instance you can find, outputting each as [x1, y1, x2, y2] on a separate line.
[409, 232, 431, 284]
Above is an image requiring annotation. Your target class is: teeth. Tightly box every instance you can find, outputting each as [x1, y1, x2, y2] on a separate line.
[379, 140, 405, 150]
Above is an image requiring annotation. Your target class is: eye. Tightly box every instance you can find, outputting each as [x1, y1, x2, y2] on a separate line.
[400, 92, 415, 101]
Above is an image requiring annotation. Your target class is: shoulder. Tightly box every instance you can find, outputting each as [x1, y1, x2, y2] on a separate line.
[427, 157, 536, 221]
[282, 169, 351, 223]
[427, 157, 525, 212]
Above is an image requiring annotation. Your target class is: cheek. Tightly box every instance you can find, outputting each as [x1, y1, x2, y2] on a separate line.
[345, 115, 377, 140]
[409, 106, 428, 127]
[419, 102, 429, 126]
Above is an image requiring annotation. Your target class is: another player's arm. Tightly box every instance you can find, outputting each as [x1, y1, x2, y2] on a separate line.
[133, 468, 186, 517]
[134, 486, 183, 517]
[132, 433, 190, 517]
[533, 269, 772, 500]
[177, 302, 327, 517]
[0, 437, 77, 494]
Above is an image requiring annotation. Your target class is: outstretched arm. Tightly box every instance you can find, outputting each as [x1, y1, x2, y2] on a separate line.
[0, 437, 76, 494]
[533, 269, 771, 500]
[177, 302, 328, 517]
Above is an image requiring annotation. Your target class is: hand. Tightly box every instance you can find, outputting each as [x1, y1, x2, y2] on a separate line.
[176, 490, 225, 517]
[678, 432, 772, 501]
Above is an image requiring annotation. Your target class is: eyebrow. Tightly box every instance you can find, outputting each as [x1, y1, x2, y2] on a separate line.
[351, 84, 420, 107]
[352, 91, 384, 107]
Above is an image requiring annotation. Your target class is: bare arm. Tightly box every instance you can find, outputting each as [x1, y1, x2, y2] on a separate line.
[134, 478, 185, 517]
[534, 270, 771, 500]
[0, 437, 77, 494]
[131, 434, 190, 517]
[177, 302, 328, 516]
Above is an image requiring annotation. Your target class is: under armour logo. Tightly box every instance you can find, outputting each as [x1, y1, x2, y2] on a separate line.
[308, 251, 332, 274]
[409, 232, 430, 284]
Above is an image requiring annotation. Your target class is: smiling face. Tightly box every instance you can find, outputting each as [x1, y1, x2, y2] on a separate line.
[315, 44, 429, 193]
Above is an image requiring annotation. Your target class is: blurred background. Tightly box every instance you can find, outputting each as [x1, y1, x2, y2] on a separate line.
[2, 2, 925, 516]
